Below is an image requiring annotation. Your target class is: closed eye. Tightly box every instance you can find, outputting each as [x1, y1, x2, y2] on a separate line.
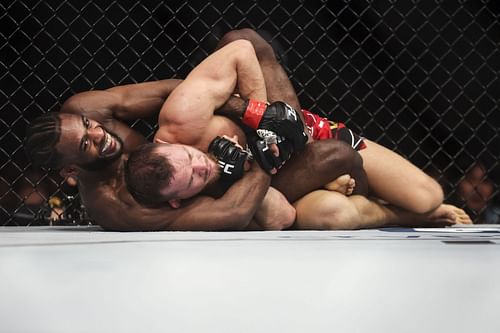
[184, 147, 194, 188]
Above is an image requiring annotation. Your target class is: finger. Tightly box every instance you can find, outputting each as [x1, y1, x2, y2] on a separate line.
[222, 135, 241, 147]
[270, 143, 280, 157]
[270, 168, 277, 175]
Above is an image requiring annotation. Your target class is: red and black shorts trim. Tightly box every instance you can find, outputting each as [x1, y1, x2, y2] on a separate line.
[329, 121, 367, 151]
[302, 109, 367, 151]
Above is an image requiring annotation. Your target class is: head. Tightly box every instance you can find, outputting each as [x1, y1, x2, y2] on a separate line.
[458, 162, 494, 212]
[125, 142, 219, 208]
[25, 112, 124, 178]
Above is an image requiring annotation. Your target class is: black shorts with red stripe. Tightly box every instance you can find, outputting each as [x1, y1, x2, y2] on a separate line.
[302, 109, 367, 151]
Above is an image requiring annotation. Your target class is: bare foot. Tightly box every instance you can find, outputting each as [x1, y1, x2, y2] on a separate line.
[446, 204, 473, 225]
[324, 174, 356, 196]
[423, 204, 473, 226]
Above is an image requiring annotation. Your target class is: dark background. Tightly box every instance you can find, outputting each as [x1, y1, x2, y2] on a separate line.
[1, 0, 499, 225]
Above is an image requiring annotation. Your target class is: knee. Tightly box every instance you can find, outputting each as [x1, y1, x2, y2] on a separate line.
[220, 29, 276, 61]
[412, 178, 444, 214]
[295, 192, 361, 230]
[320, 205, 362, 230]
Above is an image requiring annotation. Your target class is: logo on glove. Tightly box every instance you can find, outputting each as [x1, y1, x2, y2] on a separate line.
[217, 160, 235, 175]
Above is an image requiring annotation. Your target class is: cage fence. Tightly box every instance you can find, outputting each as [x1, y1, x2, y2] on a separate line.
[1, 0, 499, 226]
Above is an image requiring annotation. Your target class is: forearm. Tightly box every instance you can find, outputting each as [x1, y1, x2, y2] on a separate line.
[217, 163, 271, 230]
[272, 139, 367, 203]
[214, 95, 247, 121]
[160, 162, 271, 231]
[216, 29, 309, 135]
[107, 79, 183, 120]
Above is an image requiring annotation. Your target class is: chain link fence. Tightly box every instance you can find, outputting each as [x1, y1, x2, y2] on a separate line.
[1, 0, 499, 226]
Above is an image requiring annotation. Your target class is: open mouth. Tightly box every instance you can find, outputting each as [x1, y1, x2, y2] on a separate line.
[100, 132, 115, 156]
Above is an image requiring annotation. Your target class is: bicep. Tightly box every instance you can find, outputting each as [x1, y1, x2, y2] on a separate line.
[158, 45, 241, 129]
[156, 79, 223, 144]
[62, 91, 119, 121]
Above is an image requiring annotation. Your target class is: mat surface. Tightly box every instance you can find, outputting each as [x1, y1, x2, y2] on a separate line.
[1, 226, 499, 333]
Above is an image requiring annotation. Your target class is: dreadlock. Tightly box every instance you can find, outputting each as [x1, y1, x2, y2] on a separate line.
[24, 112, 63, 168]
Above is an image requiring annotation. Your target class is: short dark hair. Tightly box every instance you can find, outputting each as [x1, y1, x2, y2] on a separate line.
[24, 112, 63, 168]
[125, 143, 175, 206]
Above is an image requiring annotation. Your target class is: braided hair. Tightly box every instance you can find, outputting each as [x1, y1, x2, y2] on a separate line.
[24, 112, 63, 168]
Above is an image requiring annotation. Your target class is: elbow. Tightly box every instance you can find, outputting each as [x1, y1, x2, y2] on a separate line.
[230, 39, 256, 59]
[220, 29, 276, 62]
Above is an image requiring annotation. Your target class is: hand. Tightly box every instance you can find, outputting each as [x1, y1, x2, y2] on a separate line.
[208, 136, 248, 182]
[242, 100, 308, 151]
[247, 133, 293, 175]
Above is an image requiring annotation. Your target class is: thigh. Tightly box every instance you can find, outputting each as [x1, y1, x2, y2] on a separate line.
[359, 139, 443, 213]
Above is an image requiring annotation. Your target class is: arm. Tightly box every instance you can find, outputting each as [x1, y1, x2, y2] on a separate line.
[61, 79, 183, 122]
[216, 28, 311, 139]
[102, 161, 271, 231]
[272, 139, 368, 203]
[155, 40, 267, 145]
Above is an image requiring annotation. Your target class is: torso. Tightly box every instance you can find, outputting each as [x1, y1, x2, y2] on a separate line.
[73, 113, 244, 230]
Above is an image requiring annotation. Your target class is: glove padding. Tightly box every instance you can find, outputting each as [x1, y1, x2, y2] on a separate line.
[247, 133, 293, 174]
[208, 136, 248, 182]
[242, 100, 308, 151]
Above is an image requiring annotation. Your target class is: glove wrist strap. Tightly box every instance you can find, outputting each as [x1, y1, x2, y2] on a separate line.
[242, 99, 267, 129]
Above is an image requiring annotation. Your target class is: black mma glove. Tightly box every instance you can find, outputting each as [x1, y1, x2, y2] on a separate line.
[208, 136, 248, 182]
[247, 133, 293, 174]
[242, 100, 308, 151]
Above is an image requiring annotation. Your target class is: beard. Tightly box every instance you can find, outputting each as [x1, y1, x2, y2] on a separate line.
[80, 129, 124, 171]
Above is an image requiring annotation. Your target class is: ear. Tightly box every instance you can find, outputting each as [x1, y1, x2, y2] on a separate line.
[168, 199, 181, 209]
[60, 165, 79, 179]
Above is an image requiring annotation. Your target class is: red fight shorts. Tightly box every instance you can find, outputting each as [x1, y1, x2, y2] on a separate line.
[301, 109, 367, 151]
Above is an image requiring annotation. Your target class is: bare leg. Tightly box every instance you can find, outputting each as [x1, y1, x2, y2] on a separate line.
[293, 190, 471, 230]
[359, 139, 444, 214]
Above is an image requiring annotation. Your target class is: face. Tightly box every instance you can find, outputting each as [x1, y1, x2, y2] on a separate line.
[458, 164, 493, 211]
[156, 144, 219, 200]
[56, 114, 124, 170]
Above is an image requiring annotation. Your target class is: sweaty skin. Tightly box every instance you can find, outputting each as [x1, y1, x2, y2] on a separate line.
[46, 28, 470, 230]
[50, 40, 362, 230]
[214, 29, 472, 228]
